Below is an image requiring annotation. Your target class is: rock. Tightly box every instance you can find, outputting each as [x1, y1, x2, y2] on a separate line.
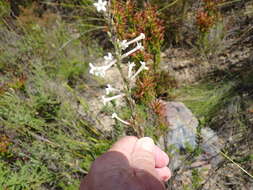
[161, 102, 199, 151]
[161, 48, 206, 85]
[159, 101, 223, 170]
[161, 41, 253, 86]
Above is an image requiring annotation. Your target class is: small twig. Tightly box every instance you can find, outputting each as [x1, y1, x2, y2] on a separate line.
[157, 0, 181, 13]
[220, 151, 253, 179]
[217, 0, 242, 8]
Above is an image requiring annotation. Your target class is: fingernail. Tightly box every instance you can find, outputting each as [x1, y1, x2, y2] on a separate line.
[162, 174, 171, 182]
[137, 137, 154, 152]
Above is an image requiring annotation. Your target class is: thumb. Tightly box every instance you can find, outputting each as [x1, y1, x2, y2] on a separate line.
[131, 137, 156, 175]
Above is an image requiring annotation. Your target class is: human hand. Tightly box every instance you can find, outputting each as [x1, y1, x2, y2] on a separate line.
[80, 136, 171, 190]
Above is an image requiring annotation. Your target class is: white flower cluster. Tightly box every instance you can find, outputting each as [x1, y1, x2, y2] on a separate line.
[89, 53, 116, 77]
[89, 33, 147, 79]
[91, 1, 148, 125]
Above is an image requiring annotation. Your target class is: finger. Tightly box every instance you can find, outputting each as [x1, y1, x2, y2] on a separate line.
[154, 145, 169, 168]
[155, 167, 172, 182]
[109, 136, 138, 160]
[131, 137, 156, 174]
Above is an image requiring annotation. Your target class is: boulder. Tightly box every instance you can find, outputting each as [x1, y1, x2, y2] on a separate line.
[161, 102, 198, 151]
[159, 101, 223, 170]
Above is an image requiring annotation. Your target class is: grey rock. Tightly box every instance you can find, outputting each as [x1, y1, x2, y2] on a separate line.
[159, 101, 223, 170]
[162, 102, 198, 151]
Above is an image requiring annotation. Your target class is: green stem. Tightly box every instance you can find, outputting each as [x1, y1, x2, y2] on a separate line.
[157, 0, 181, 14]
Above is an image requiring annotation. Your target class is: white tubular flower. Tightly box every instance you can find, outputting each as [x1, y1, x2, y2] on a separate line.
[126, 33, 145, 47]
[120, 40, 128, 50]
[89, 63, 107, 77]
[89, 63, 96, 74]
[128, 62, 136, 78]
[111, 113, 130, 125]
[102, 94, 125, 105]
[105, 84, 120, 95]
[104, 53, 113, 63]
[119, 33, 145, 50]
[89, 59, 116, 77]
[89, 63, 104, 77]
[136, 42, 145, 51]
[121, 42, 144, 59]
[106, 59, 117, 68]
[93, 0, 107, 12]
[130, 61, 149, 80]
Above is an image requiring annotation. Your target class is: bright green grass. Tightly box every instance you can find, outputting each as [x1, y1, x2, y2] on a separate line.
[0, 59, 112, 190]
[174, 81, 236, 123]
